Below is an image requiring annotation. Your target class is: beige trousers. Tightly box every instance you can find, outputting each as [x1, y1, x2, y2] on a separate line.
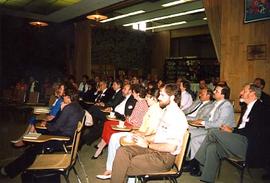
[110, 146, 175, 183]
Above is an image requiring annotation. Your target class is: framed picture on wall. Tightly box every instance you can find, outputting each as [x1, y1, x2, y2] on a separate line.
[247, 44, 267, 60]
[244, 0, 270, 23]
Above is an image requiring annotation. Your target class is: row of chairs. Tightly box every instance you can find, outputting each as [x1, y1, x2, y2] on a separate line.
[24, 120, 247, 183]
[24, 119, 86, 183]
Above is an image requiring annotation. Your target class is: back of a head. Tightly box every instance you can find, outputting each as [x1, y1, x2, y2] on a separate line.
[132, 84, 147, 98]
[65, 88, 79, 102]
[254, 77, 265, 90]
[248, 83, 262, 99]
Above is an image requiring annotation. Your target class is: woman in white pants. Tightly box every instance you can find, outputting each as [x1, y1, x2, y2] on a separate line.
[96, 89, 162, 180]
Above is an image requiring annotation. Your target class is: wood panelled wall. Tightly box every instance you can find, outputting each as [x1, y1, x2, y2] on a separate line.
[74, 21, 92, 80]
[205, 0, 270, 105]
[150, 31, 170, 76]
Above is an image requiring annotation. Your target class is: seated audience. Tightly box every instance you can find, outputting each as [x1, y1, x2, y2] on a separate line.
[187, 83, 235, 175]
[96, 88, 161, 180]
[110, 84, 188, 183]
[193, 83, 267, 183]
[92, 84, 148, 159]
[253, 77, 270, 106]
[0, 88, 85, 178]
[79, 80, 125, 147]
[179, 80, 193, 110]
[82, 83, 133, 146]
[78, 74, 89, 98]
[11, 83, 65, 147]
[94, 80, 114, 104]
[96, 80, 123, 108]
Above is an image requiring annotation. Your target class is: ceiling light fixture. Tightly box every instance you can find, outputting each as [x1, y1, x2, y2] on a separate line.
[86, 13, 108, 22]
[162, 0, 193, 7]
[101, 10, 145, 23]
[145, 21, 187, 30]
[29, 21, 48, 27]
[123, 8, 205, 27]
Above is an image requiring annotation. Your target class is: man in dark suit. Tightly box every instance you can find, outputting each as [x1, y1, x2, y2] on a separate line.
[193, 83, 267, 182]
[254, 77, 270, 106]
[81, 83, 136, 146]
[94, 80, 114, 104]
[96, 80, 124, 109]
[0, 88, 85, 178]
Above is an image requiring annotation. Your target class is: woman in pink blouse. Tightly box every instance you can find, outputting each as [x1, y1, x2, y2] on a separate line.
[92, 84, 148, 159]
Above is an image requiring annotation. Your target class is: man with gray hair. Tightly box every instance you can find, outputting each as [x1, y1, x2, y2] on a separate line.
[193, 83, 266, 183]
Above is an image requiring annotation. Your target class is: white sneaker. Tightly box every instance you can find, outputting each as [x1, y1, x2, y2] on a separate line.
[96, 174, 111, 180]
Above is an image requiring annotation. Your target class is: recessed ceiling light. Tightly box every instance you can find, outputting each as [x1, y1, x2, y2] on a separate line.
[145, 21, 187, 30]
[101, 10, 145, 23]
[123, 8, 205, 27]
[29, 21, 48, 27]
[162, 0, 193, 7]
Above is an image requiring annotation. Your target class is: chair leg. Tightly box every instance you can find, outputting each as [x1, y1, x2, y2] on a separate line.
[140, 177, 147, 183]
[63, 174, 70, 183]
[217, 160, 222, 179]
[172, 177, 178, 183]
[77, 153, 89, 183]
[73, 167, 82, 183]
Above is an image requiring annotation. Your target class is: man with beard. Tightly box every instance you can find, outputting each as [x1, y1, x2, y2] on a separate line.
[110, 84, 188, 183]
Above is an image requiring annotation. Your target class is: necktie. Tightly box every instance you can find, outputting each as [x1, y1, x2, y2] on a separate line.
[82, 84, 86, 92]
[187, 102, 203, 115]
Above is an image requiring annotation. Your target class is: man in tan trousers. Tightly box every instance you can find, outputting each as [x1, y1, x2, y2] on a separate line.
[110, 84, 188, 183]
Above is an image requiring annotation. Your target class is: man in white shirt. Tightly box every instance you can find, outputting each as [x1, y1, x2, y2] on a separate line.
[194, 83, 266, 182]
[183, 88, 214, 161]
[110, 84, 188, 183]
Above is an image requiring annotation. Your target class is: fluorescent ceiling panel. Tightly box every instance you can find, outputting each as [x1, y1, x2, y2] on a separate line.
[145, 21, 187, 30]
[123, 8, 205, 26]
[162, 0, 193, 7]
[101, 10, 145, 23]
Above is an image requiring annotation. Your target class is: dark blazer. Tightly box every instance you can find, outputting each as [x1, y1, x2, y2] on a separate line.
[115, 95, 137, 121]
[4, 102, 85, 178]
[234, 99, 267, 167]
[261, 91, 270, 107]
[106, 89, 125, 109]
[47, 102, 85, 137]
[95, 88, 114, 104]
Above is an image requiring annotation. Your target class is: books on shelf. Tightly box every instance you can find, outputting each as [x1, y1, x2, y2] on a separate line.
[23, 132, 42, 139]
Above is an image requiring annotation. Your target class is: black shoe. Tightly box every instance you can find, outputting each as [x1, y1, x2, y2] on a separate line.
[182, 164, 191, 172]
[91, 150, 103, 159]
[182, 160, 191, 172]
[189, 159, 201, 177]
[190, 168, 202, 177]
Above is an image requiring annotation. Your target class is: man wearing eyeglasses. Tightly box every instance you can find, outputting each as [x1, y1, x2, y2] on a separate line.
[187, 83, 235, 176]
[110, 84, 188, 183]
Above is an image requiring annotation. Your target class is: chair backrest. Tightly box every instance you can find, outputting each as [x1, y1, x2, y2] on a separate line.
[175, 130, 190, 171]
[70, 115, 86, 166]
[14, 89, 26, 103]
[28, 92, 39, 103]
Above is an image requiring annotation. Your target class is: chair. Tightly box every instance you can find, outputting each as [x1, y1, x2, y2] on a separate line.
[133, 130, 190, 183]
[218, 156, 249, 183]
[27, 92, 40, 104]
[26, 121, 84, 183]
